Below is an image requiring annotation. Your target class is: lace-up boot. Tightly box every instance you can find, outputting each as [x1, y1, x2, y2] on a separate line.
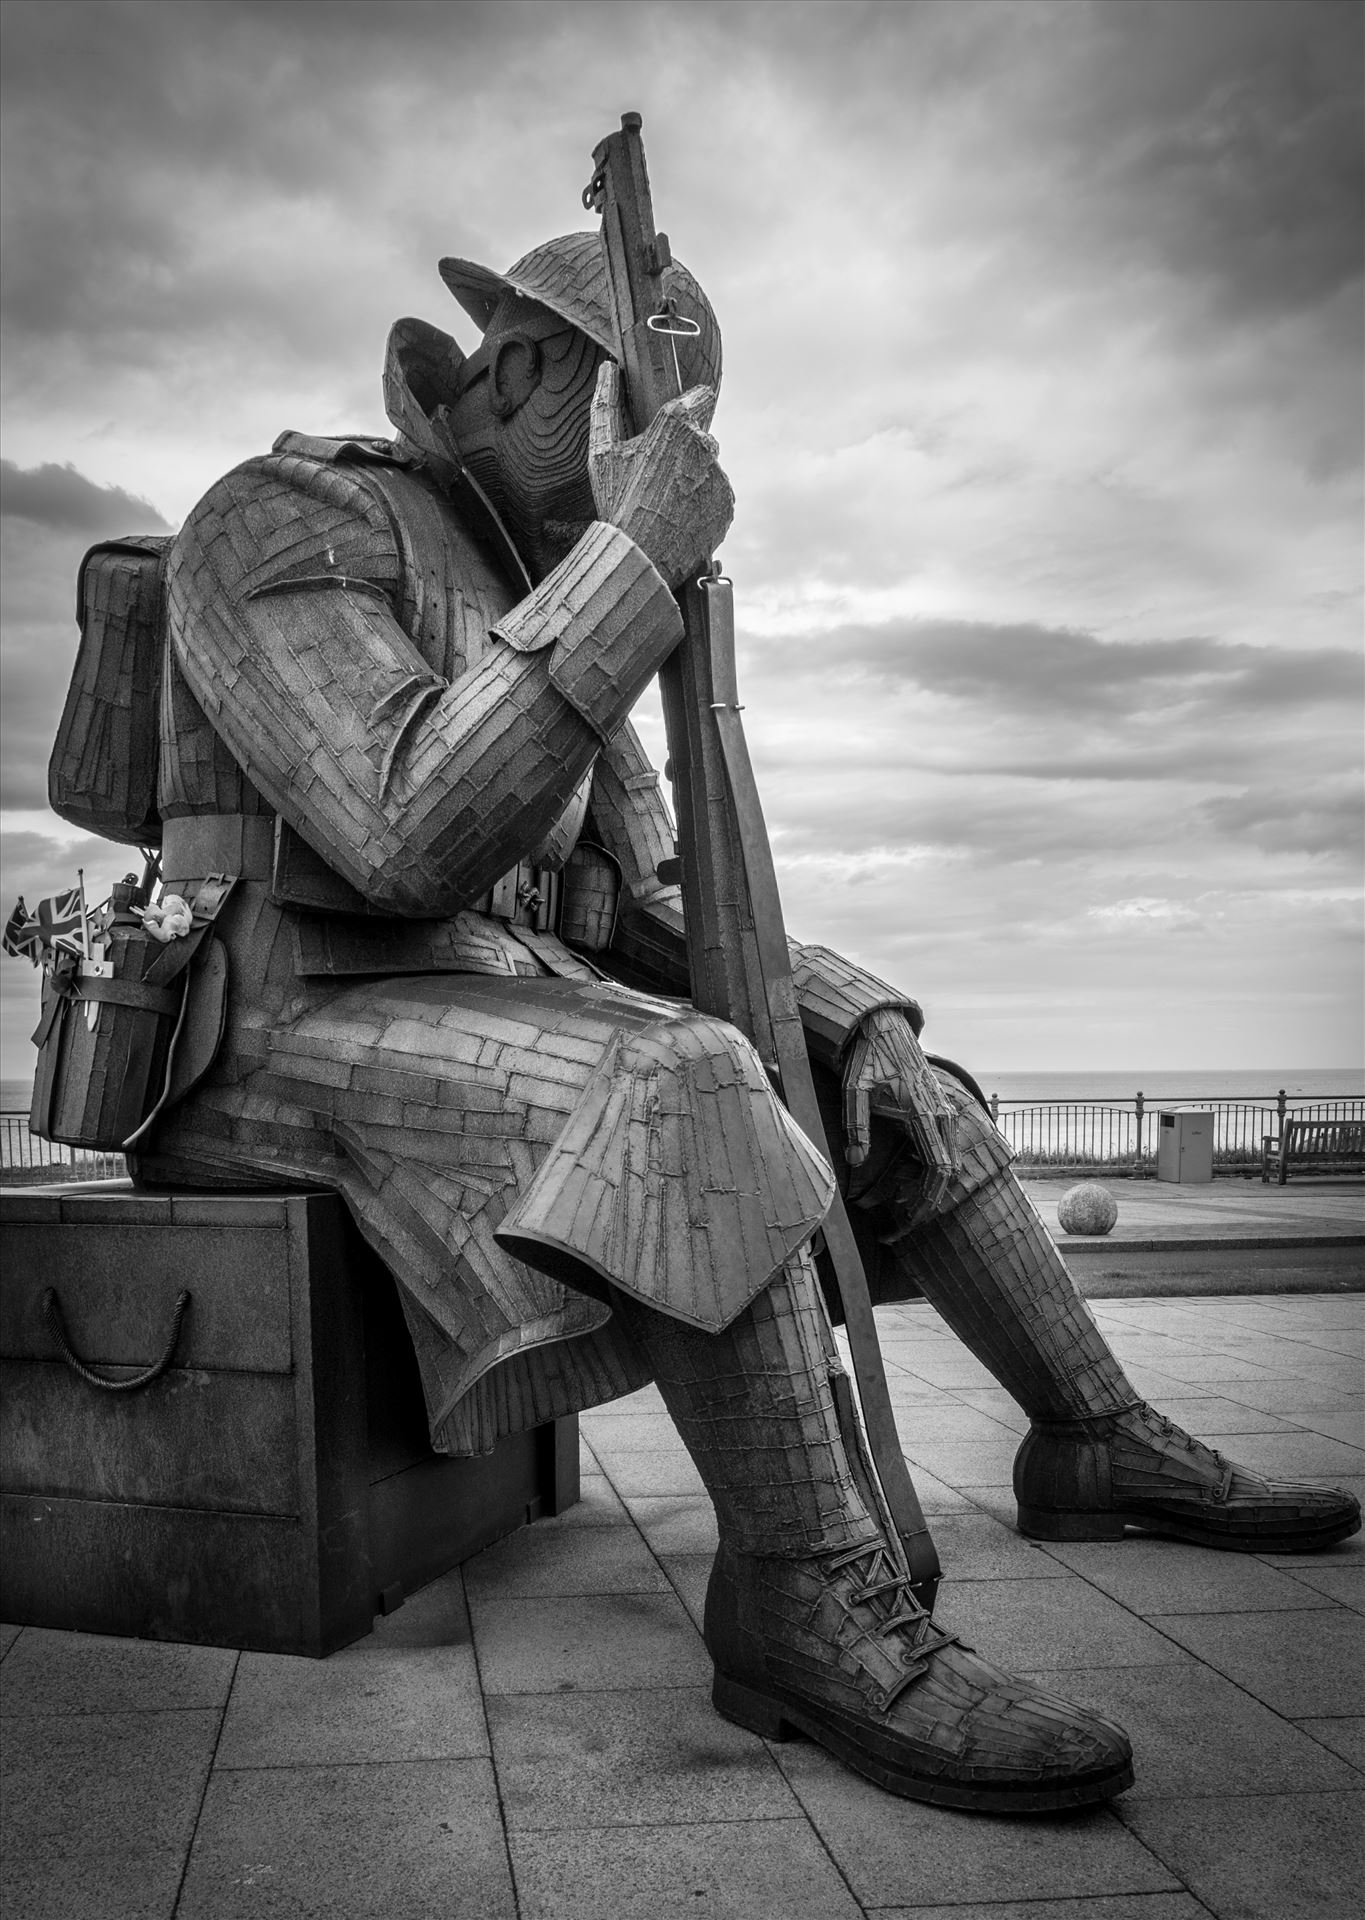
[612, 1249, 1135, 1812]
[1016, 1401, 1362, 1551]
[907, 1160, 1360, 1553]
[705, 1537, 1132, 1812]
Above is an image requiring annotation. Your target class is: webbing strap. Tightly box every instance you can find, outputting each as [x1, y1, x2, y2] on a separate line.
[698, 575, 941, 1610]
[77, 976, 182, 1016]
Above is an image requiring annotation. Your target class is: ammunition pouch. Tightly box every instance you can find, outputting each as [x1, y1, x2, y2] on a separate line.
[30, 876, 236, 1153]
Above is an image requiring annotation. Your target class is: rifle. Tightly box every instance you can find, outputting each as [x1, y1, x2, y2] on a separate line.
[583, 112, 941, 1610]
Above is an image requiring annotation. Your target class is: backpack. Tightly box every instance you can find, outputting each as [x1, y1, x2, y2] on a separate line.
[48, 534, 172, 846]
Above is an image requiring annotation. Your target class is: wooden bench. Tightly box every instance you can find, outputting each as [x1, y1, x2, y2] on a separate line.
[1261, 1119, 1365, 1184]
[0, 1186, 577, 1655]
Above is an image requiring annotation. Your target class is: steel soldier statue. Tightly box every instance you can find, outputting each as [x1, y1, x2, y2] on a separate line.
[54, 226, 1357, 1813]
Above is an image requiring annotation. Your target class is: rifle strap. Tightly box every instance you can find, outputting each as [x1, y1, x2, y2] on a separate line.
[696, 575, 941, 1611]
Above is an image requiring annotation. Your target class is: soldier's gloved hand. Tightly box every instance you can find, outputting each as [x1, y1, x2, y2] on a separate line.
[588, 362, 735, 588]
[842, 1008, 960, 1217]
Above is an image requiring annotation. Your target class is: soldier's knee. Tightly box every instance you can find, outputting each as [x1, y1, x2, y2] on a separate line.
[929, 1070, 1013, 1212]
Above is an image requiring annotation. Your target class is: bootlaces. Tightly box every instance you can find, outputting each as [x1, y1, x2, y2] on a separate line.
[1135, 1403, 1233, 1503]
[823, 1542, 958, 1708]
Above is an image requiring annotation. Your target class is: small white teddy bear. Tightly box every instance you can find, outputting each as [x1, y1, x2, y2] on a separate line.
[136, 893, 194, 942]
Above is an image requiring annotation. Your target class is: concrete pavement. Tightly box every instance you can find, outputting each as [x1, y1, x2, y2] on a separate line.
[3, 1184, 1363, 1917]
[1023, 1175, 1365, 1298]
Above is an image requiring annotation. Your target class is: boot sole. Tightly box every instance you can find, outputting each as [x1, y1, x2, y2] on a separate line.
[1017, 1503, 1363, 1554]
[712, 1672, 1134, 1814]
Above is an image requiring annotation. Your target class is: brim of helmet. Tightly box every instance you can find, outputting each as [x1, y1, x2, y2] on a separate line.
[438, 256, 618, 358]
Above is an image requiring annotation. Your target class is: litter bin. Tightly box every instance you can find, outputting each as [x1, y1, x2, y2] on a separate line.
[1157, 1107, 1214, 1184]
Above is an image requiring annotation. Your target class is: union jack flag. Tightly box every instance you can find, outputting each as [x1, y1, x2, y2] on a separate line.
[3, 888, 88, 965]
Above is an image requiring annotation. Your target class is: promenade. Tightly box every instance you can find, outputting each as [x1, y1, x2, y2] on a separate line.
[3, 1179, 1362, 1919]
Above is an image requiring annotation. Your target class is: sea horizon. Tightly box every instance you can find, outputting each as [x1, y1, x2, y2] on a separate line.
[976, 1067, 1364, 1104]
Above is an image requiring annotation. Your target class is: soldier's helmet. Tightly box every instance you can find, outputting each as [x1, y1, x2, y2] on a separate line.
[439, 231, 722, 398]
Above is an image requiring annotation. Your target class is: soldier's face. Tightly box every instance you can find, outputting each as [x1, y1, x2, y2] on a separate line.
[451, 298, 604, 575]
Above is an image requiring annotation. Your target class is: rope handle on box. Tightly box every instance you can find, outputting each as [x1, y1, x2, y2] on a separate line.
[42, 1286, 191, 1392]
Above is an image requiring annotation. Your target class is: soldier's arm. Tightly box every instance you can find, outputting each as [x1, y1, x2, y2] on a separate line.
[584, 721, 690, 996]
[167, 454, 682, 916]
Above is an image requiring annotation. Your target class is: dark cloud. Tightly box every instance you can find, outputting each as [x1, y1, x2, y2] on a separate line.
[1, 520, 98, 812]
[1, 0, 1358, 1075]
[754, 618, 1362, 719]
[1199, 781, 1365, 859]
[0, 460, 171, 534]
[1089, 0, 1364, 321]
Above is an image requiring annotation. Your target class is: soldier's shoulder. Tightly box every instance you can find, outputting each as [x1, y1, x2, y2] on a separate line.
[171, 436, 413, 596]
[270, 430, 412, 471]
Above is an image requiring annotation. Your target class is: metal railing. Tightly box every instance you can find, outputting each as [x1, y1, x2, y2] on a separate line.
[987, 1092, 1365, 1173]
[3, 1095, 1362, 1185]
[0, 1111, 125, 1185]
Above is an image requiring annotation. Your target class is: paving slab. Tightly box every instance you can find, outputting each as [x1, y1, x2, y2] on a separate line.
[486, 1684, 793, 1830]
[468, 1589, 712, 1695]
[1206, 1376, 1365, 1418]
[0, 1626, 236, 1715]
[5, 1281, 1363, 1920]
[462, 1517, 671, 1598]
[1122, 1350, 1286, 1385]
[880, 1368, 958, 1405]
[1110, 1366, 1200, 1399]
[1196, 1299, 1365, 1330]
[883, 1458, 981, 1515]
[1039, 1536, 1344, 1615]
[922, 1511, 1066, 1583]
[889, 1348, 1001, 1390]
[965, 1482, 1033, 1530]
[176, 1757, 514, 1920]
[349, 1568, 472, 1650]
[578, 1408, 684, 1451]
[950, 1386, 1032, 1433]
[1019, 1660, 1360, 1799]
[874, 1897, 1214, 1920]
[1279, 1562, 1365, 1611]
[590, 1447, 708, 1499]
[1151, 1606, 1365, 1717]
[1269, 1359, 1365, 1392]
[773, 1741, 1178, 1908]
[1293, 1715, 1365, 1771]
[550, 1467, 634, 1528]
[0, 1708, 219, 1920]
[1293, 1405, 1365, 1444]
[0, 1624, 20, 1660]
[1315, 1472, 1365, 1511]
[934, 1574, 1190, 1673]
[214, 1647, 487, 1767]
[1118, 1788, 1365, 1920]
[900, 1434, 1026, 1488]
[508, 1816, 865, 1919]
[626, 1492, 719, 1556]
[880, 1400, 1023, 1445]
[657, 1551, 712, 1631]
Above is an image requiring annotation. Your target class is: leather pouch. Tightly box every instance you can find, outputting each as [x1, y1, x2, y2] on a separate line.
[31, 875, 236, 1152]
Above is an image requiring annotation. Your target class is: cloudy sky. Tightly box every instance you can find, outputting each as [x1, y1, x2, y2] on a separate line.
[1, 0, 1361, 1082]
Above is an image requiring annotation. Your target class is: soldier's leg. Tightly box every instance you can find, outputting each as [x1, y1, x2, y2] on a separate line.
[486, 1006, 1132, 1810]
[607, 1244, 1133, 1813]
[883, 1077, 1360, 1553]
[152, 975, 1133, 1808]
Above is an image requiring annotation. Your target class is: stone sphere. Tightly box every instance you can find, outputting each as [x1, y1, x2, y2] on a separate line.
[1057, 1182, 1118, 1236]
